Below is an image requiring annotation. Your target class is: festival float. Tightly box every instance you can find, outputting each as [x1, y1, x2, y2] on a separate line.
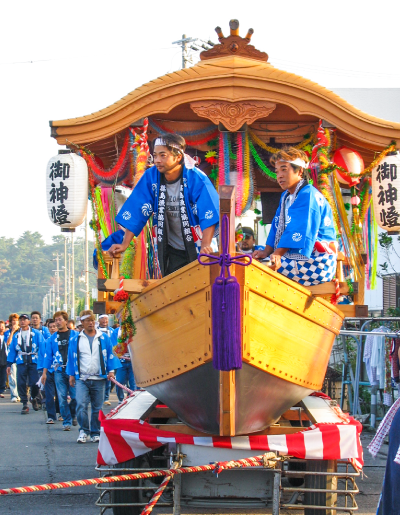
[48, 19, 400, 514]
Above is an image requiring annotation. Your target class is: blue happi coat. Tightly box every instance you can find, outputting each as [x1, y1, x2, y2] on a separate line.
[37, 325, 51, 339]
[66, 330, 121, 380]
[115, 164, 219, 251]
[7, 328, 45, 368]
[44, 330, 78, 373]
[266, 184, 336, 258]
[99, 327, 114, 338]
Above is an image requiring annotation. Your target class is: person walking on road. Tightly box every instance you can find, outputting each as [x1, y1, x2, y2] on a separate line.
[6, 314, 45, 414]
[43, 319, 62, 419]
[111, 327, 136, 403]
[47, 320, 57, 335]
[0, 320, 7, 398]
[31, 311, 51, 339]
[4, 313, 20, 402]
[98, 314, 114, 406]
[67, 310, 120, 443]
[31, 311, 50, 409]
[42, 311, 78, 430]
[67, 320, 76, 330]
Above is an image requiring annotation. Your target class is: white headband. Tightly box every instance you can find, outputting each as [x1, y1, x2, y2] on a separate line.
[80, 314, 93, 321]
[277, 158, 309, 169]
[98, 314, 108, 319]
[154, 138, 184, 154]
[153, 138, 198, 170]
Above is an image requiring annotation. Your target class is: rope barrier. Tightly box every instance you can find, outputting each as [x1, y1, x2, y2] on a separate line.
[109, 375, 135, 395]
[140, 460, 180, 515]
[0, 452, 286, 496]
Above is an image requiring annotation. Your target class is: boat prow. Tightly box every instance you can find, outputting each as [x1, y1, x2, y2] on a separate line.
[129, 257, 344, 436]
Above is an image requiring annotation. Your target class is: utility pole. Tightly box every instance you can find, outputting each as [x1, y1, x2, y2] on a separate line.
[181, 34, 188, 69]
[64, 237, 68, 311]
[84, 215, 90, 310]
[53, 253, 61, 311]
[172, 35, 215, 69]
[48, 289, 53, 316]
[71, 233, 75, 320]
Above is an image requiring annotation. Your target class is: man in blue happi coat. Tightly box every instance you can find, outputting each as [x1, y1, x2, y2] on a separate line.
[6, 314, 45, 414]
[111, 326, 136, 403]
[98, 314, 114, 406]
[67, 310, 121, 443]
[108, 133, 219, 276]
[253, 147, 337, 286]
[5, 313, 20, 402]
[31, 311, 51, 339]
[42, 310, 78, 429]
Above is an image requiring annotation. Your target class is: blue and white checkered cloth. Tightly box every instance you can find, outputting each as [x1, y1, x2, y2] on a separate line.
[278, 252, 337, 286]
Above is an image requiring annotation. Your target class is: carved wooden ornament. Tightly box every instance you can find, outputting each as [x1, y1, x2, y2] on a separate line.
[190, 101, 276, 132]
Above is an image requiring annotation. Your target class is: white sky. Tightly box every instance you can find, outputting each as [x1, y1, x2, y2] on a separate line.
[1, 0, 400, 243]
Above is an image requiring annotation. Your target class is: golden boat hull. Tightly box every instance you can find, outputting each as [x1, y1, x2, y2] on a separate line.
[129, 258, 344, 436]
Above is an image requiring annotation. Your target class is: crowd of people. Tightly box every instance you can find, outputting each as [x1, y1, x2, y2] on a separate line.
[0, 310, 134, 444]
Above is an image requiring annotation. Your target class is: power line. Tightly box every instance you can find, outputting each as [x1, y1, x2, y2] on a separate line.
[172, 34, 214, 68]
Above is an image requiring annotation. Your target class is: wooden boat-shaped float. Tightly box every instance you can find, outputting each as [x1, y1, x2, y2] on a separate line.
[127, 188, 344, 436]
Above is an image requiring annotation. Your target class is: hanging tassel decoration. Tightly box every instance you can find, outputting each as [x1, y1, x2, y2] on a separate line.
[223, 133, 231, 185]
[236, 132, 244, 215]
[218, 133, 225, 186]
[198, 215, 252, 371]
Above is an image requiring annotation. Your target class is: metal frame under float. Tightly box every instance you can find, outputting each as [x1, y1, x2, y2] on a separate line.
[95, 391, 360, 514]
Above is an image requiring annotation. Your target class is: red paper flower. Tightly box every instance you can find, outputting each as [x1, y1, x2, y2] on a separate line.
[114, 290, 129, 302]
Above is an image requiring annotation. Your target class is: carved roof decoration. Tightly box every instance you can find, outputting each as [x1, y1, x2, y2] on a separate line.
[50, 21, 400, 153]
[200, 20, 268, 62]
[190, 100, 276, 131]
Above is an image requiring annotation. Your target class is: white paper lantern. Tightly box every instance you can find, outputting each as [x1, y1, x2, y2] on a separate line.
[372, 152, 400, 234]
[46, 152, 88, 231]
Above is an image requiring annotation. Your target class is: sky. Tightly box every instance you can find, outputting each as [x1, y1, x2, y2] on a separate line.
[1, 0, 400, 243]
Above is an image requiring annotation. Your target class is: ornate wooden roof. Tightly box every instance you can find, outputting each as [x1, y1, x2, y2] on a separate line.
[50, 20, 400, 153]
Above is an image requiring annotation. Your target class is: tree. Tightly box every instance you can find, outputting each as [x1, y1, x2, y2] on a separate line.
[0, 232, 95, 320]
[378, 233, 400, 275]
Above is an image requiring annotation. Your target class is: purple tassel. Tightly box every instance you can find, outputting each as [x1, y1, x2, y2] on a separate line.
[198, 214, 252, 372]
[212, 276, 242, 370]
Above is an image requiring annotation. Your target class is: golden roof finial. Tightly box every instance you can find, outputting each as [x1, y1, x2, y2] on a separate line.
[200, 20, 268, 62]
[229, 19, 239, 36]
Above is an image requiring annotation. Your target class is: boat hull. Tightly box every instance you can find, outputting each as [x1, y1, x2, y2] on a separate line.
[129, 259, 343, 436]
[147, 361, 313, 434]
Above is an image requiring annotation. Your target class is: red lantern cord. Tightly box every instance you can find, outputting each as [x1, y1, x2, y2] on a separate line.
[85, 132, 130, 179]
[184, 130, 219, 146]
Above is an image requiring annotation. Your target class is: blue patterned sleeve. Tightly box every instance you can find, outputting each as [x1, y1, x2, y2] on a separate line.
[37, 333, 45, 370]
[105, 335, 121, 372]
[66, 336, 77, 377]
[6, 336, 17, 365]
[115, 167, 157, 235]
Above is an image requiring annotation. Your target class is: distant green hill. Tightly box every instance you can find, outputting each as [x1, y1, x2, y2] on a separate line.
[0, 232, 95, 321]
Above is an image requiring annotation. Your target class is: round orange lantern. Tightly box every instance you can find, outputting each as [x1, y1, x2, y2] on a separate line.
[333, 147, 364, 187]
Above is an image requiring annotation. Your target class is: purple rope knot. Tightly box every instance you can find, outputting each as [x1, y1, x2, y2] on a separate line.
[198, 215, 252, 311]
